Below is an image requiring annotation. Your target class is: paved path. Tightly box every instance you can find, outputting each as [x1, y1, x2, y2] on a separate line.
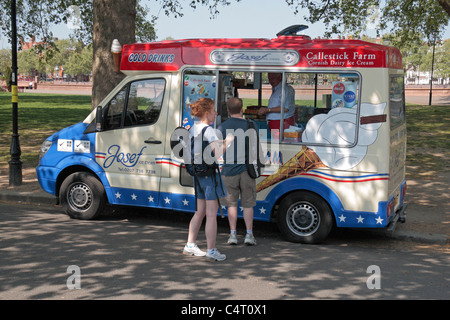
[0, 203, 448, 300]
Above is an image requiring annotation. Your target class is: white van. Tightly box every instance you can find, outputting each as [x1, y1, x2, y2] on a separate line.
[37, 26, 407, 243]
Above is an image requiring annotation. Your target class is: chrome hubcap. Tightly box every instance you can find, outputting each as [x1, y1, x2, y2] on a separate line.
[286, 202, 320, 236]
[68, 183, 92, 212]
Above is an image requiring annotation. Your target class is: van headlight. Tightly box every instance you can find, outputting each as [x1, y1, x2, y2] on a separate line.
[39, 140, 52, 159]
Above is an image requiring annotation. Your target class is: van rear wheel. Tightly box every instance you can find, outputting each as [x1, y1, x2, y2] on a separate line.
[60, 172, 106, 220]
[277, 191, 333, 244]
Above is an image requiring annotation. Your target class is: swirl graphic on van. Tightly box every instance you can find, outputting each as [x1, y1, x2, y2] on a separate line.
[97, 145, 147, 168]
[302, 102, 386, 170]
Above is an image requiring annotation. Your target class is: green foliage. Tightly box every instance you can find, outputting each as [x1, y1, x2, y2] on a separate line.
[0, 0, 158, 46]
[136, 1, 157, 42]
[64, 44, 93, 76]
[401, 38, 450, 80]
[285, 0, 449, 45]
[0, 48, 12, 89]
[1, 0, 448, 50]
[15, 39, 93, 77]
[157, 0, 241, 18]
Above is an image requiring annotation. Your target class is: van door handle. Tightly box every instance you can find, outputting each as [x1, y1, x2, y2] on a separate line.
[144, 138, 162, 144]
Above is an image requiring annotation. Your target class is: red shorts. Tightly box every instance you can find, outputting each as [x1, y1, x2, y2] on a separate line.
[268, 117, 295, 138]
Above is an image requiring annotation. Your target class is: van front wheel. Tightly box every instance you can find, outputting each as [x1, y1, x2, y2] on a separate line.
[60, 172, 106, 220]
[277, 191, 333, 244]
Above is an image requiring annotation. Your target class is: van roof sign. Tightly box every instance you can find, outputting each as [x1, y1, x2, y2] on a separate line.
[210, 49, 300, 66]
[209, 49, 300, 66]
[120, 37, 402, 72]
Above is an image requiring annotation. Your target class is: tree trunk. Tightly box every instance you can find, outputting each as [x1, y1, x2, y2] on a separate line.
[438, 0, 450, 16]
[92, 0, 136, 108]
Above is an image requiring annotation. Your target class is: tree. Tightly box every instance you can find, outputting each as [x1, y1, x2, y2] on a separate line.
[17, 45, 38, 75]
[286, 0, 449, 47]
[45, 39, 77, 73]
[0, 48, 12, 90]
[64, 44, 93, 79]
[0, 0, 156, 107]
[438, 39, 450, 80]
[421, 39, 450, 82]
[0, 48, 12, 76]
[16, 38, 87, 78]
[91, 0, 136, 107]
[438, 0, 450, 15]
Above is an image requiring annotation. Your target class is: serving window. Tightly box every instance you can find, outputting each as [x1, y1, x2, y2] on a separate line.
[180, 69, 361, 148]
[279, 72, 360, 145]
[232, 71, 360, 147]
[389, 75, 405, 129]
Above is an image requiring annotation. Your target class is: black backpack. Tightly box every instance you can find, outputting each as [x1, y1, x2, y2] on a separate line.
[170, 125, 224, 217]
[245, 120, 265, 179]
[170, 126, 218, 177]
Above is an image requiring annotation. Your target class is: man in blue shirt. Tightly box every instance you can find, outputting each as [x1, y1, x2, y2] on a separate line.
[218, 97, 257, 246]
[258, 73, 296, 139]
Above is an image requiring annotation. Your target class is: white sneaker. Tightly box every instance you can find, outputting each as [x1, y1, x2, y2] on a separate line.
[227, 233, 238, 245]
[183, 244, 206, 256]
[206, 249, 226, 261]
[244, 233, 257, 246]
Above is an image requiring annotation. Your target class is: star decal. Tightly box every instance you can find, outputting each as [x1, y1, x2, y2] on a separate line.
[338, 214, 346, 222]
[357, 215, 364, 223]
[164, 197, 171, 204]
[182, 199, 189, 206]
[376, 216, 384, 224]
[148, 195, 154, 203]
[259, 207, 266, 215]
[131, 193, 137, 200]
[115, 192, 121, 199]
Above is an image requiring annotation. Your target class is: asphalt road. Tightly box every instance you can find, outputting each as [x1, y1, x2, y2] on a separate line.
[0, 202, 448, 301]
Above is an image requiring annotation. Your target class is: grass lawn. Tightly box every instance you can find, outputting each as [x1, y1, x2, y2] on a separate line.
[0, 92, 92, 169]
[0, 92, 448, 179]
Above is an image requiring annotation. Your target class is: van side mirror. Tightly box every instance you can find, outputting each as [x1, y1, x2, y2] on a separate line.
[96, 106, 103, 132]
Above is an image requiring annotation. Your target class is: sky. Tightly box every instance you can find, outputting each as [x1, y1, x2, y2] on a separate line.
[152, 0, 450, 41]
[150, 0, 329, 40]
[0, 0, 449, 48]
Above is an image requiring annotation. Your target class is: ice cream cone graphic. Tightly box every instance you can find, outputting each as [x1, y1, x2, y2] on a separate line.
[256, 146, 325, 192]
[111, 39, 122, 73]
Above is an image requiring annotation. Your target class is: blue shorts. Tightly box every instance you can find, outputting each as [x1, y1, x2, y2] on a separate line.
[195, 173, 227, 200]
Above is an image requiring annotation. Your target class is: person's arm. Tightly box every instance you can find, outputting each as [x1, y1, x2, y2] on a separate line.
[210, 133, 234, 159]
[258, 106, 289, 116]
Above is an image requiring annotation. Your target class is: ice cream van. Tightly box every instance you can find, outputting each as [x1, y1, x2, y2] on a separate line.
[37, 25, 407, 243]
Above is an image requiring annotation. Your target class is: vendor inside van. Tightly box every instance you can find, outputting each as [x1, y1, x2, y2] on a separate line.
[257, 72, 296, 138]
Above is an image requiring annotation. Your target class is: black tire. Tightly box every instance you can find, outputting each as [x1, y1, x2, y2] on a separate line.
[60, 172, 106, 220]
[277, 191, 333, 244]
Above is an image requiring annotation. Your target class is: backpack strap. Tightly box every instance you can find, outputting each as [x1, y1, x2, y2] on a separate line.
[203, 126, 225, 218]
[193, 125, 224, 218]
